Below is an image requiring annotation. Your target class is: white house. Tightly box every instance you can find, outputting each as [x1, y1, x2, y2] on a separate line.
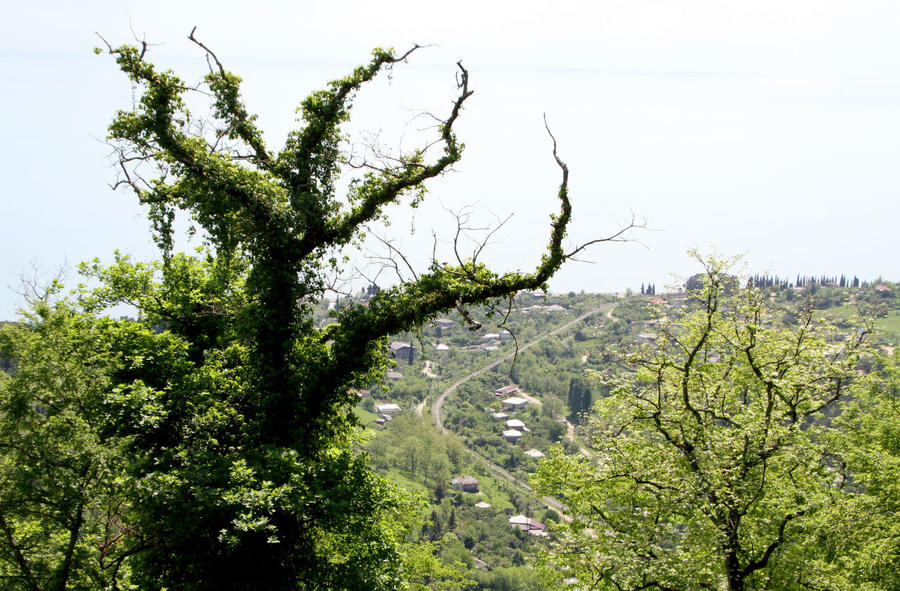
[509, 515, 546, 535]
[502, 429, 523, 442]
[376, 403, 401, 415]
[435, 318, 456, 329]
[506, 419, 526, 430]
[501, 397, 529, 411]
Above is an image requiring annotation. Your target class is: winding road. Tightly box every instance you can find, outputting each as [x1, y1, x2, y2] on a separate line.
[431, 302, 616, 515]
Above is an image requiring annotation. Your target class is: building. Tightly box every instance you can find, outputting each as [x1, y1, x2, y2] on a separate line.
[524, 449, 545, 458]
[376, 403, 401, 415]
[501, 397, 529, 411]
[509, 515, 547, 535]
[435, 318, 456, 329]
[502, 429, 523, 442]
[389, 341, 417, 362]
[451, 475, 480, 493]
[506, 419, 526, 430]
[494, 384, 519, 396]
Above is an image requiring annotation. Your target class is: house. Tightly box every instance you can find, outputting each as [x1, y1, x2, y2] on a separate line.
[389, 341, 417, 362]
[509, 515, 546, 535]
[376, 403, 401, 415]
[385, 369, 403, 380]
[451, 475, 480, 493]
[501, 397, 529, 411]
[499, 329, 514, 342]
[475, 501, 491, 509]
[494, 384, 519, 396]
[349, 388, 371, 398]
[502, 429, 523, 442]
[524, 449, 545, 458]
[506, 419, 526, 430]
[434, 343, 450, 351]
[435, 318, 456, 329]
[637, 333, 657, 342]
[482, 333, 500, 340]
[545, 304, 567, 313]
[491, 412, 509, 420]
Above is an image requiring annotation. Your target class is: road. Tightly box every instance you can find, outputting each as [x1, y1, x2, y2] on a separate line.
[431, 302, 616, 517]
[432, 302, 615, 433]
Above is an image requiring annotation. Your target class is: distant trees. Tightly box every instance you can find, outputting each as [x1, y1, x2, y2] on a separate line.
[535, 254, 892, 591]
[566, 376, 592, 422]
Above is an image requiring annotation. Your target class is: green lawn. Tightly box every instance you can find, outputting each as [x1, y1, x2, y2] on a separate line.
[821, 305, 900, 344]
[353, 405, 378, 425]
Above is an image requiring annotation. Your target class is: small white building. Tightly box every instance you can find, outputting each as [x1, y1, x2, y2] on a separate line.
[502, 429, 523, 442]
[376, 403, 401, 415]
[435, 318, 456, 329]
[524, 449, 545, 458]
[506, 419, 526, 430]
[509, 515, 546, 535]
[501, 397, 529, 411]
[491, 412, 509, 420]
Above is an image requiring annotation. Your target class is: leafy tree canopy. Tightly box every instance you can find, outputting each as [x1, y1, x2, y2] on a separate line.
[535, 253, 895, 591]
[2, 32, 621, 590]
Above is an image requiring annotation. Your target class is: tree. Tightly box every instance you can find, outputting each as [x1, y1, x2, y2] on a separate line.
[566, 376, 592, 422]
[535, 254, 873, 591]
[0, 300, 145, 590]
[55, 32, 632, 589]
[796, 349, 900, 590]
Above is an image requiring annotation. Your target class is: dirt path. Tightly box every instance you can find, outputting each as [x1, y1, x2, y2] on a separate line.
[431, 302, 616, 519]
[415, 398, 427, 417]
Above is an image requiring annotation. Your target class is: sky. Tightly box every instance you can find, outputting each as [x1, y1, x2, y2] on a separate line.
[2, 1, 899, 318]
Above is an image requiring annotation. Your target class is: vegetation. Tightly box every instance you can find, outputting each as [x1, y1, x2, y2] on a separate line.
[534, 255, 899, 591]
[0, 35, 607, 590]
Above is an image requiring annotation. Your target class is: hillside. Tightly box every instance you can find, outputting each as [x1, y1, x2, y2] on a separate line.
[348, 279, 898, 588]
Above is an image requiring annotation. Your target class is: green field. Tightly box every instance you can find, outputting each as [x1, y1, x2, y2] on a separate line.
[821, 305, 900, 343]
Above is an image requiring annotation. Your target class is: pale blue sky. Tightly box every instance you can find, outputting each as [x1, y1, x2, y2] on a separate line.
[2, 1, 899, 317]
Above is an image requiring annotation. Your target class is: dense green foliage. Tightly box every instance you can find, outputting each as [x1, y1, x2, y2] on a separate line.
[534, 256, 898, 591]
[0, 36, 591, 589]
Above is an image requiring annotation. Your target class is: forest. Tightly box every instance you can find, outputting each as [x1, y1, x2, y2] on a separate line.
[0, 37, 898, 591]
